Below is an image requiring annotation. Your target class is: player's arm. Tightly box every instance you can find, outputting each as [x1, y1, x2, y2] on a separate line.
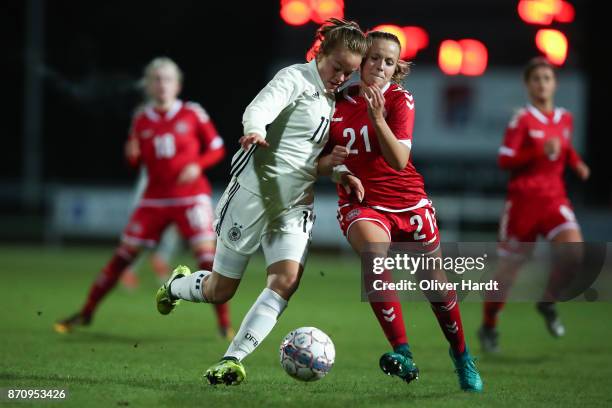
[364, 85, 410, 171]
[190, 103, 226, 171]
[125, 113, 141, 168]
[317, 144, 349, 176]
[564, 115, 590, 181]
[241, 67, 304, 150]
[567, 146, 590, 180]
[498, 112, 539, 170]
[316, 141, 363, 201]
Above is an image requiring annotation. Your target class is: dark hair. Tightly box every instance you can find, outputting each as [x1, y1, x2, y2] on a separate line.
[308, 18, 368, 61]
[366, 31, 412, 83]
[523, 57, 555, 82]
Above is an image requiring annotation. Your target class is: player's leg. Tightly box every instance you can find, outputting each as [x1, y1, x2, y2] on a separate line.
[404, 203, 482, 391]
[120, 255, 143, 290]
[158, 198, 236, 336]
[156, 236, 244, 312]
[54, 206, 165, 333]
[480, 198, 533, 352]
[206, 206, 313, 386]
[221, 258, 298, 361]
[480, 253, 525, 352]
[204, 262, 298, 386]
[416, 246, 483, 392]
[227, 229, 310, 358]
[345, 215, 417, 383]
[187, 198, 234, 339]
[54, 242, 143, 333]
[119, 168, 151, 290]
[150, 224, 181, 282]
[191, 239, 234, 340]
[538, 205, 583, 337]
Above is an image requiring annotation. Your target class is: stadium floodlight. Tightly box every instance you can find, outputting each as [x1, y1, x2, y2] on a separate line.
[554, 1, 575, 23]
[371, 24, 408, 57]
[310, 0, 344, 24]
[438, 39, 488, 76]
[518, 0, 561, 25]
[402, 26, 429, 59]
[438, 40, 463, 75]
[280, 0, 312, 26]
[536, 29, 568, 65]
[458, 39, 488, 76]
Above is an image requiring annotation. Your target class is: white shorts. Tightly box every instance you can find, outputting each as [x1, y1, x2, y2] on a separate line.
[212, 179, 315, 279]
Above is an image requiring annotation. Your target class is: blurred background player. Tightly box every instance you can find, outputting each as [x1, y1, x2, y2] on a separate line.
[119, 168, 178, 290]
[323, 31, 482, 392]
[55, 57, 233, 339]
[155, 18, 367, 386]
[479, 57, 590, 353]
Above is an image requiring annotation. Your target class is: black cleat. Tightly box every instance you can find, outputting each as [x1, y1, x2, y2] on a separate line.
[536, 302, 565, 337]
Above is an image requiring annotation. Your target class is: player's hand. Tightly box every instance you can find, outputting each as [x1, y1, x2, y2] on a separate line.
[177, 163, 201, 184]
[544, 138, 561, 160]
[363, 85, 386, 121]
[330, 145, 349, 166]
[575, 161, 590, 181]
[239, 133, 269, 151]
[124, 138, 140, 162]
[341, 174, 364, 202]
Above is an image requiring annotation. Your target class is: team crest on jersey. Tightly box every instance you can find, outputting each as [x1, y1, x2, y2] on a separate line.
[563, 128, 570, 139]
[175, 121, 189, 134]
[140, 129, 153, 139]
[346, 209, 361, 222]
[228, 223, 243, 241]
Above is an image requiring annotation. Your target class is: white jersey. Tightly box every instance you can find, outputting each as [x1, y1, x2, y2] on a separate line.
[231, 59, 334, 212]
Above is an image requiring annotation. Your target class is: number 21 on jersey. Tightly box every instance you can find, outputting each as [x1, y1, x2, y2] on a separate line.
[410, 209, 436, 241]
[343, 126, 371, 154]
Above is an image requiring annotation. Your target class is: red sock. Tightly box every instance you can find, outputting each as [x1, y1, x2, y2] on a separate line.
[364, 266, 408, 349]
[430, 290, 466, 355]
[197, 248, 231, 330]
[369, 300, 408, 348]
[483, 301, 505, 329]
[81, 246, 137, 317]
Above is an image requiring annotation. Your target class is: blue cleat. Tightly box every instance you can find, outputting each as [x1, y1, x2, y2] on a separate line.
[449, 347, 483, 392]
[379, 344, 419, 384]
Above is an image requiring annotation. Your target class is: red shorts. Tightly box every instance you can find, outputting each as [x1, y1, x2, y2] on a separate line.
[122, 195, 215, 248]
[498, 195, 579, 255]
[337, 200, 440, 253]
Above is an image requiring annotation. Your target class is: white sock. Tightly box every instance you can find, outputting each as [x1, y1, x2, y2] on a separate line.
[225, 288, 288, 361]
[169, 270, 209, 302]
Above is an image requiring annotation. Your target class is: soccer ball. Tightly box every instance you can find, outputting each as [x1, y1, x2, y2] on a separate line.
[279, 327, 335, 382]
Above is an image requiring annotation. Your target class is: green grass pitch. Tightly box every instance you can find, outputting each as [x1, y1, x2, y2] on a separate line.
[1, 245, 612, 407]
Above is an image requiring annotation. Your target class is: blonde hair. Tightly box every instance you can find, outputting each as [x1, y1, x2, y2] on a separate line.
[366, 31, 411, 83]
[308, 18, 368, 60]
[142, 57, 183, 85]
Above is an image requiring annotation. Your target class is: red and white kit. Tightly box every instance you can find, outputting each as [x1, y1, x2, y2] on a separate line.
[330, 83, 438, 252]
[124, 100, 225, 247]
[498, 104, 582, 250]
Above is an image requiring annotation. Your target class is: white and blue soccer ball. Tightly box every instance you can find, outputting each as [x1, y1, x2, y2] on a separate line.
[279, 327, 335, 382]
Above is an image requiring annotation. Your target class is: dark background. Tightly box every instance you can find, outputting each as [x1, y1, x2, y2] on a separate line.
[3, 0, 610, 222]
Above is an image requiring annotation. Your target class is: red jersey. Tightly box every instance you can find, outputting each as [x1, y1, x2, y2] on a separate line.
[128, 100, 225, 201]
[498, 104, 582, 199]
[329, 83, 427, 210]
